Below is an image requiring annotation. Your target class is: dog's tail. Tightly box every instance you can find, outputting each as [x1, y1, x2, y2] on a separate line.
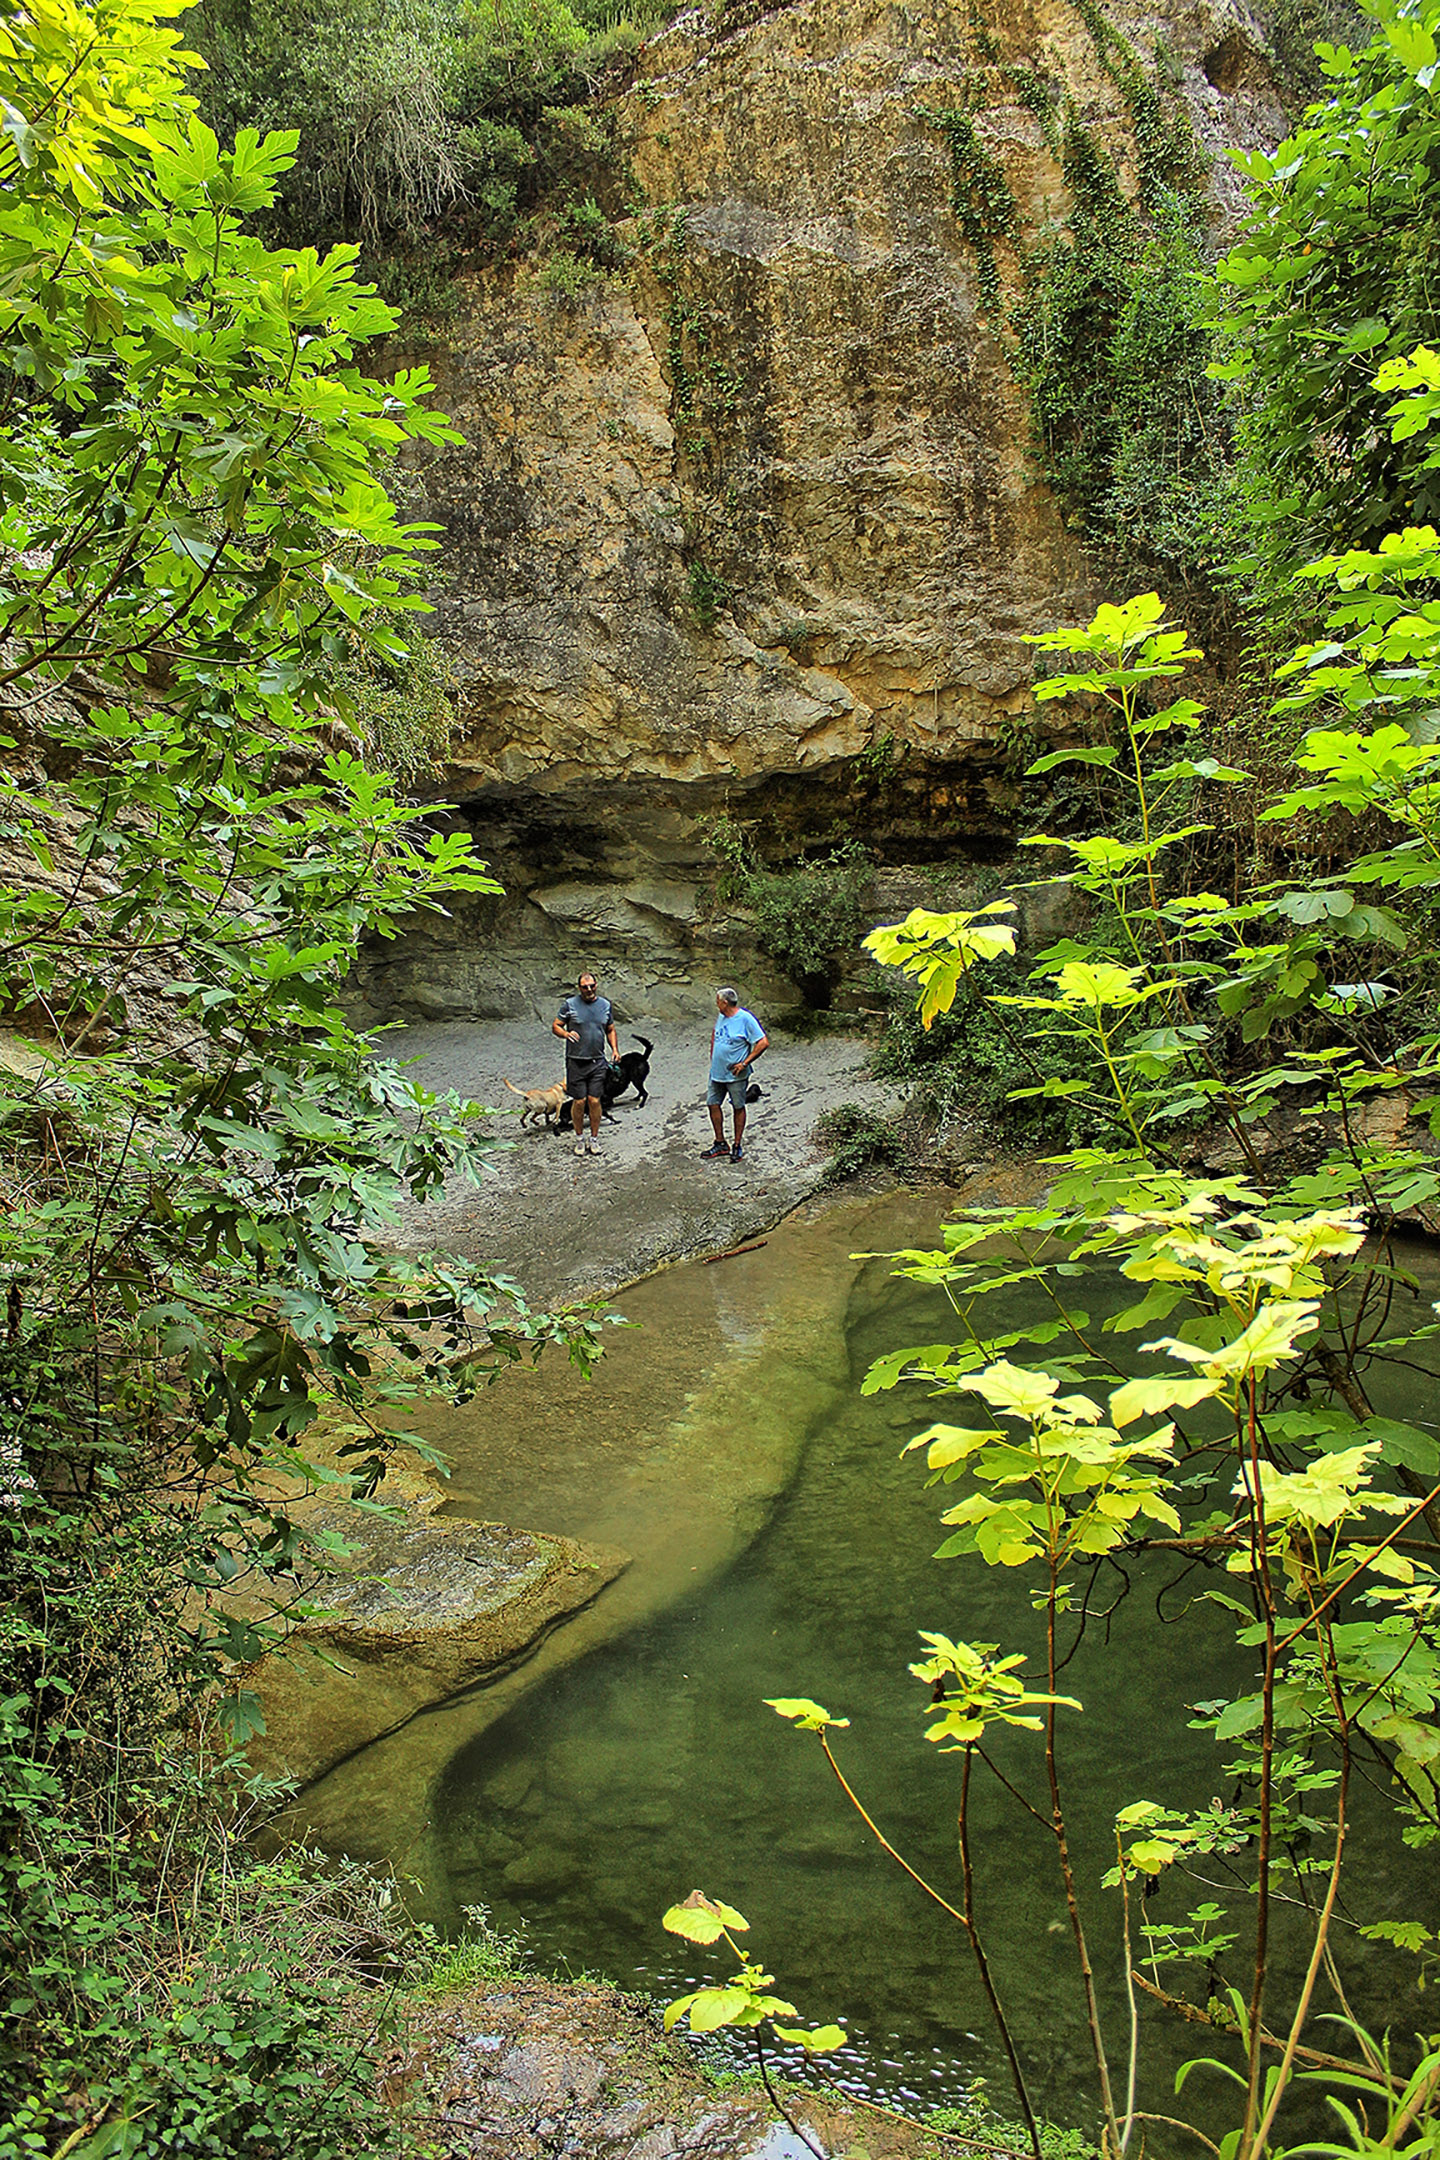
[631, 1035, 654, 1055]
[502, 1078, 529, 1099]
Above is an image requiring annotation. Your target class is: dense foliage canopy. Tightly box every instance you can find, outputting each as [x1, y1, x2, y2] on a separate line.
[1216, 0, 1440, 589]
[191, 0, 675, 275]
[9, 0, 1440, 2155]
[0, 1, 600, 2148]
[675, 556, 1440, 2155]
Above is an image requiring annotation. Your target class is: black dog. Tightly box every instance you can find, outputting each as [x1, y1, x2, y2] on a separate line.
[544, 1037, 655, 1134]
[601, 1034, 654, 1110]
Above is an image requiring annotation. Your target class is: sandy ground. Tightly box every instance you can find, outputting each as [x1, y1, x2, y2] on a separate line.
[380, 1015, 897, 1302]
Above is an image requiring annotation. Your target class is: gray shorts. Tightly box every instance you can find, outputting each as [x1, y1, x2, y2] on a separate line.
[708, 1075, 748, 1109]
[566, 1059, 608, 1102]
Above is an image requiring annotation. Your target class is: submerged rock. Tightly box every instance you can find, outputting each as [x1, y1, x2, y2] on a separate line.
[245, 1488, 628, 1790]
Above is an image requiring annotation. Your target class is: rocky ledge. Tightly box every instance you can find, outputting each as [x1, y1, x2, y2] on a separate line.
[244, 1474, 627, 1791]
[388, 1976, 964, 2160]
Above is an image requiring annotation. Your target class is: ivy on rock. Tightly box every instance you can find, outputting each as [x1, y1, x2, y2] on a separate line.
[921, 0, 1228, 588]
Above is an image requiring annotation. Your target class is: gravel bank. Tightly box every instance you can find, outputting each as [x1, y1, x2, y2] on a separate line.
[392, 1976, 963, 2159]
[383, 1014, 897, 1302]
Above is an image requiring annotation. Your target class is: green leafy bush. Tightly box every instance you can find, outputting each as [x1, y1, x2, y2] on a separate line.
[4, 1930, 408, 2160]
[868, 957, 1109, 1141]
[688, 557, 730, 629]
[1013, 156, 1228, 581]
[414, 1905, 532, 1995]
[1258, 0, 1366, 95]
[813, 1101, 905, 1182]
[748, 859, 875, 1000]
[0, 10, 603, 2145]
[532, 244, 605, 297]
[1, 1491, 419, 2154]
[192, 0, 664, 275]
[195, 0, 480, 245]
[927, 2095, 1099, 2160]
[1215, 0, 1440, 597]
[331, 625, 459, 784]
[702, 822, 874, 1003]
[556, 191, 631, 264]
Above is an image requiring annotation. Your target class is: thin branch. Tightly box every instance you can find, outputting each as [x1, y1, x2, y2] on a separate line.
[753, 2030, 825, 2160]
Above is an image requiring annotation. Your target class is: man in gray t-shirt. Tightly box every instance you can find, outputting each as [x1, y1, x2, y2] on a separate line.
[552, 971, 620, 1157]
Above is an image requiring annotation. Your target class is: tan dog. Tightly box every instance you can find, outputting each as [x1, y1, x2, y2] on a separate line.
[503, 1077, 567, 1128]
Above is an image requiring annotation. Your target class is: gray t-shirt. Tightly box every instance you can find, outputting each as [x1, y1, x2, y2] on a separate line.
[558, 994, 613, 1062]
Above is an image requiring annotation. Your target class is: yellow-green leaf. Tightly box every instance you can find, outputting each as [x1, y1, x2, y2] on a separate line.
[766, 1698, 849, 1731]
[686, 1987, 751, 2033]
[1109, 1374, 1223, 1426]
[663, 1891, 749, 1943]
[774, 2024, 847, 2052]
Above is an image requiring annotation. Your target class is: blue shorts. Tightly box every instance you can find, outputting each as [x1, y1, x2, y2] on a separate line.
[708, 1075, 748, 1109]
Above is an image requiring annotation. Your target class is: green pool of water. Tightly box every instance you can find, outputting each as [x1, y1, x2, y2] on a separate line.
[427, 1220, 1435, 2136]
[300, 1188, 1439, 2143]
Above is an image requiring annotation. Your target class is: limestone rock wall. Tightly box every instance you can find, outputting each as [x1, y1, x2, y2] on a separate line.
[364, 0, 1286, 1022]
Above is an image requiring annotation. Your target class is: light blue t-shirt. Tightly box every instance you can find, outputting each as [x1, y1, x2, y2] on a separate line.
[710, 1007, 763, 1084]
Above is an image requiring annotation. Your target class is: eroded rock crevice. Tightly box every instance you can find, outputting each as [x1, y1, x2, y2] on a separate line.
[358, 757, 1025, 1020]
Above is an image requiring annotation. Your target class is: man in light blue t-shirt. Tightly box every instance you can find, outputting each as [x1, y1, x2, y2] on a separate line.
[701, 987, 768, 1164]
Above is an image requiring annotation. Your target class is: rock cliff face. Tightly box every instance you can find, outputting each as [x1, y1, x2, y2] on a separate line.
[364, 0, 1286, 1023]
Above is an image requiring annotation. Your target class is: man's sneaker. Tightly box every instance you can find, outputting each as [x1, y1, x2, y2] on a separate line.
[730, 1144, 745, 1163]
[700, 1143, 730, 1160]
[574, 1139, 588, 1157]
[586, 1135, 601, 1154]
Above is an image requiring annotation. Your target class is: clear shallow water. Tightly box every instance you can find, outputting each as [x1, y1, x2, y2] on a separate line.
[431, 1247, 1222, 2122]
[293, 1189, 1440, 2145]
[428, 1226, 1438, 2139]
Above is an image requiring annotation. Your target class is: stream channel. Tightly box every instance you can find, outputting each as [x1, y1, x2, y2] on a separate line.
[297, 1186, 1438, 2139]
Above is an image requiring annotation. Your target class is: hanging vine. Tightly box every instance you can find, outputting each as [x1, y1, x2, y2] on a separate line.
[923, 0, 1228, 584]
